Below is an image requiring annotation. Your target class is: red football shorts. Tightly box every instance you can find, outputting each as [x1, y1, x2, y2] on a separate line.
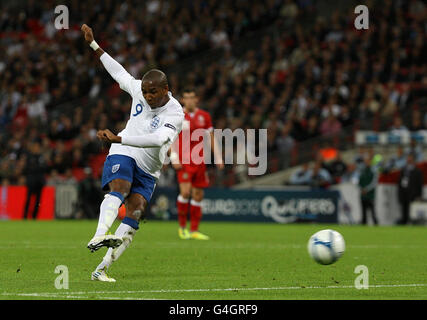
[177, 165, 209, 188]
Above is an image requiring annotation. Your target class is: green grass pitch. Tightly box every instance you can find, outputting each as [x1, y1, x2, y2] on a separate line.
[0, 220, 426, 300]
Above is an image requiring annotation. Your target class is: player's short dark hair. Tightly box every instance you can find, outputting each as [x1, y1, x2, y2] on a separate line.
[142, 69, 168, 88]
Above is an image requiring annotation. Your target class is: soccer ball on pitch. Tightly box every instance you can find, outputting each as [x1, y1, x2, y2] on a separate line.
[307, 229, 345, 265]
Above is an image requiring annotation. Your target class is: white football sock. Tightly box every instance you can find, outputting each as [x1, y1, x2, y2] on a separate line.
[96, 222, 136, 271]
[94, 193, 123, 237]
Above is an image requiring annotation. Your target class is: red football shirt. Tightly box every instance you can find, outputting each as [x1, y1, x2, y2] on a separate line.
[177, 108, 213, 167]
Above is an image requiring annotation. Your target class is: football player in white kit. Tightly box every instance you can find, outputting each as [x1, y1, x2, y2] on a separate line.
[81, 24, 184, 282]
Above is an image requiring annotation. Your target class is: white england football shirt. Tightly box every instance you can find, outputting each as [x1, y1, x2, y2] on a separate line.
[100, 53, 184, 179]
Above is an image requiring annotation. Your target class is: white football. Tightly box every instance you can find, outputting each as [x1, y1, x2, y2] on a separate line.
[307, 229, 345, 265]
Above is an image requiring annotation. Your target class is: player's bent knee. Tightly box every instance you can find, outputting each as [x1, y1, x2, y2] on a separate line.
[109, 179, 131, 198]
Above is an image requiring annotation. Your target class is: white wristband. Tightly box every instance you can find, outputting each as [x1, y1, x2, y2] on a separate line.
[90, 40, 99, 51]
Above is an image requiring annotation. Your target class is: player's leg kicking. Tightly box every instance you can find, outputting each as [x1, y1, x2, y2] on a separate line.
[87, 179, 129, 252]
[90, 159, 156, 282]
[91, 193, 145, 282]
[87, 155, 136, 252]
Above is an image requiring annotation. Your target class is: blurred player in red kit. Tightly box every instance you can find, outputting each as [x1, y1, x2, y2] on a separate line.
[170, 88, 223, 240]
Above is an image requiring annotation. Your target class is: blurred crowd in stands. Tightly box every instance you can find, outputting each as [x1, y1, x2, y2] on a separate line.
[288, 139, 425, 189]
[288, 141, 426, 225]
[0, 0, 426, 194]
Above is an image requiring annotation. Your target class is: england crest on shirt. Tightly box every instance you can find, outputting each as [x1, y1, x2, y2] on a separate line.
[150, 115, 160, 130]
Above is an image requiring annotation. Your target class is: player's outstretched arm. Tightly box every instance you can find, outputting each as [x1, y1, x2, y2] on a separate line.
[97, 115, 182, 148]
[81, 24, 134, 94]
[97, 129, 171, 148]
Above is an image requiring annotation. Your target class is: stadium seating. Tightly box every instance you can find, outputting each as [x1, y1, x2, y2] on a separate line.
[0, 0, 425, 189]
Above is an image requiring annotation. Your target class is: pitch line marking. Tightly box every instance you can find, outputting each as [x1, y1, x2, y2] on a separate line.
[68, 283, 427, 294]
[2, 283, 427, 298]
[0, 292, 164, 300]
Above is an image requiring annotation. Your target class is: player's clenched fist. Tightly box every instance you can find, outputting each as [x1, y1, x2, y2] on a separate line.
[81, 24, 94, 43]
[97, 129, 121, 144]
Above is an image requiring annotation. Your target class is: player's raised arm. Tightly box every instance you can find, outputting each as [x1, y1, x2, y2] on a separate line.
[81, 24, 135, 95]
[81, 24, 105, 57]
